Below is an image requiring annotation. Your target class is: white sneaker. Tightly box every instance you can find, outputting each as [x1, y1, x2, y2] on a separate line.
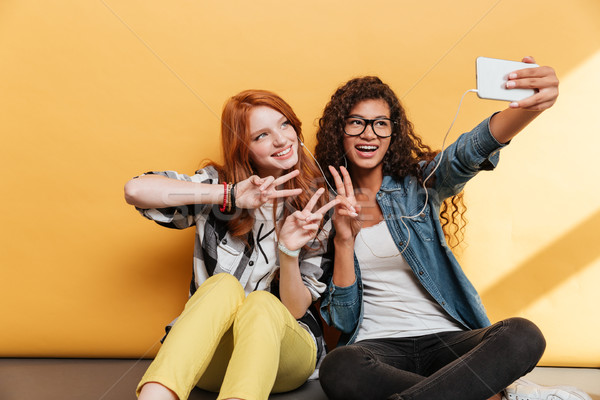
[503, 378, 592, 400]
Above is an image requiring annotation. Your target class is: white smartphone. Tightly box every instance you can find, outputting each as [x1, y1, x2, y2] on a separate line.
[476, 57, 538, 102]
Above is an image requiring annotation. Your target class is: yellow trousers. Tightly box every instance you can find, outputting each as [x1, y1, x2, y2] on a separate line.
[137, 273, 317, 400]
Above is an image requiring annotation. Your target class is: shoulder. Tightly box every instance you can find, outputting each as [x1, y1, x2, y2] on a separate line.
[192, 165, 220, 183]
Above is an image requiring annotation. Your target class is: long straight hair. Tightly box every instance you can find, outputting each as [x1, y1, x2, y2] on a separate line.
[208, 89, 325, 239]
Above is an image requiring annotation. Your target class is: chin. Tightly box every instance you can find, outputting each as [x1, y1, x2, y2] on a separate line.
[283, 154, 299, 170]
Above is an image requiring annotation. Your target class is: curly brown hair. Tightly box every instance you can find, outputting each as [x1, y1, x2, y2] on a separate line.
[314, 76, 466, 247]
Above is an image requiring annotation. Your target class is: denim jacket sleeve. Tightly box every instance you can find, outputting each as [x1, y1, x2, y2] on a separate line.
[319, 276, 361, 334]
[430, 114, 507, 200]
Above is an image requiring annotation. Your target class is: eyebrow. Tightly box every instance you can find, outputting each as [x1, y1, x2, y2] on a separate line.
[347, 114, 390, 119]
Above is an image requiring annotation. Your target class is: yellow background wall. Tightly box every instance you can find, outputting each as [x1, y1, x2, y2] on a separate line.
[1, 0, 599, 366]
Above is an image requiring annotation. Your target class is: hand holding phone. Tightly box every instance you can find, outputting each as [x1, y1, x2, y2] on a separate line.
[476, 57, 539, 102]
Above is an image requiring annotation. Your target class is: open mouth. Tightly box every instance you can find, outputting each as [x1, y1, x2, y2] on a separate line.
[272, 145, 293, 158]
[355, 145, 378, 153]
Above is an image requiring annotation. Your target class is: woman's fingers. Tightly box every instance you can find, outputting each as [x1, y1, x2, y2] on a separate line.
[271, 169, 300, 187]
[337, 208, 359, 218]
[249, 175, 263, 187]
[329, 166, 346, 197]
[521, 56, 536, 64]
[303, 188, 325, 213]
[259, 175, 275, 191]
[268, 188, 303, 199]
[302, 223, 321, 231]
[335, 195, 357, 216]
[506, 62, 559, 110]
[314, 198, 340, 216]
[339, 166, 355, 200]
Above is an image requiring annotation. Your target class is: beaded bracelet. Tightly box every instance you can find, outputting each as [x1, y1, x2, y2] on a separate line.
[278, 241, 300, 257]
[219, 182, 228, 212]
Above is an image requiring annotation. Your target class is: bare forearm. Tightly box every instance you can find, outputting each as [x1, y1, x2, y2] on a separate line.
[279, 252, 312, 319]
[124, 175, 223, 208]
[332, 237, 356, 287]
[489, 108, 542, 144]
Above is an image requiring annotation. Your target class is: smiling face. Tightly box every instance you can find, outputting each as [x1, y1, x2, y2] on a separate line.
[343, 98, 391, 174]
[247, 105, 299, 178]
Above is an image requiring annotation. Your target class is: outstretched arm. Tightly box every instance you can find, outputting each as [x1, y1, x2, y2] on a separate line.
[489, 56, 559, 144]
[124, 169, 303, 209]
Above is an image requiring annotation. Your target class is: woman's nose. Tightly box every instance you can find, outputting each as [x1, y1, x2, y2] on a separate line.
[273, 130, 286, 145]
[361, 123, 377, 139]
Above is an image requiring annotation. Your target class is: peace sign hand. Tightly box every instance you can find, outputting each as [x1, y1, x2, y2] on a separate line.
[329, 166, 361, 241]
[278, 188, 340, 254]
[235, 170, 303, 209]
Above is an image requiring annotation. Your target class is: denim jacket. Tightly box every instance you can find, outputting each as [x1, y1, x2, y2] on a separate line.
[320, 115, 505, 345]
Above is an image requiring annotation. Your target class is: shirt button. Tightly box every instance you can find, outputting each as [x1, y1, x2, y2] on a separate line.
[249, 261, 254, 266]
[419, 270, 424, 275]
[419, 213, 425, 217]
[386, 214, 391, 219]
[441, 301, 446, 306]
[222, 238, 227, 245]
[398, 241, 404, 247]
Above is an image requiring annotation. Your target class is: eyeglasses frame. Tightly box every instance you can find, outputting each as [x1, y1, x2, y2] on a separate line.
[343, 116, 395, 138]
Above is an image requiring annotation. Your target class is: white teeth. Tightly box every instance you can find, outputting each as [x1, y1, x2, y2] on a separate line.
[356, 145, 378, 151]
[274, 147, 291, 157]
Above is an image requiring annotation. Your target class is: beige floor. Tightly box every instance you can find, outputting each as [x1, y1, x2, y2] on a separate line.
[0, 358, 597, 400]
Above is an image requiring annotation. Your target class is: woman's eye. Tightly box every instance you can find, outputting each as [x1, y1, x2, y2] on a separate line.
[375, 120, 390, 127]
[255, 132, 267, 141]
[349, 119, 365, 126]
[281, 120, 291, 129]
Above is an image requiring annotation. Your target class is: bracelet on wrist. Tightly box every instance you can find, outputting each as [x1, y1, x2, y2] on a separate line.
[228, 183, 236, 212]
[278, 241, 300, 257]
[219, 182, 228, 212]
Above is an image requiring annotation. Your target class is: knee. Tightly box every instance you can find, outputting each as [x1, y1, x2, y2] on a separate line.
[209, 272, 243, 290]
[210, 273, 244, 296]
[243, 290, 280, 310]
[502, 317, 546, 366]
[236, 290, 284, 326]
[187, 273, 244, 308]
[319, 346, 370, 400]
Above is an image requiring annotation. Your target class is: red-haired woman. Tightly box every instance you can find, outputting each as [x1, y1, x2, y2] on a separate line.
[124, 90, 337, 400]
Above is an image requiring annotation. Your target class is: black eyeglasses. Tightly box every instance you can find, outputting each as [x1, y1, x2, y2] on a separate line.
[343, 117, 394, 138]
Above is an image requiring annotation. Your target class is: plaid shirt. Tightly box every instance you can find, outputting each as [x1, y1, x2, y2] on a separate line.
[136, 166, 333, 361]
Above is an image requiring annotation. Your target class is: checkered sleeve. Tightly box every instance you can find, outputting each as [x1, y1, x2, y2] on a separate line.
[135, 166, 220, 229]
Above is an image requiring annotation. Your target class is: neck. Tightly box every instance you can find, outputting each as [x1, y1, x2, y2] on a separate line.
[348, 164, 383, 197]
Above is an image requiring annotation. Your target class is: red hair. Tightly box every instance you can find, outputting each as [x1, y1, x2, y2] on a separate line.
[207, 90, 325, 239]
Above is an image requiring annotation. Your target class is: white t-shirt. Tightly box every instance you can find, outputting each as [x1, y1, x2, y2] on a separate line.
[355, 221, 463, 342]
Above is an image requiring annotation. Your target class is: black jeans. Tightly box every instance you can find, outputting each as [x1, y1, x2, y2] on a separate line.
[319, 317, 545, 400]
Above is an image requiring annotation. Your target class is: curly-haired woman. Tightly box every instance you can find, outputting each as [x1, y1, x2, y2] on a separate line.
[125, 90, 338, 400]
[312, 58, 584, 400]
